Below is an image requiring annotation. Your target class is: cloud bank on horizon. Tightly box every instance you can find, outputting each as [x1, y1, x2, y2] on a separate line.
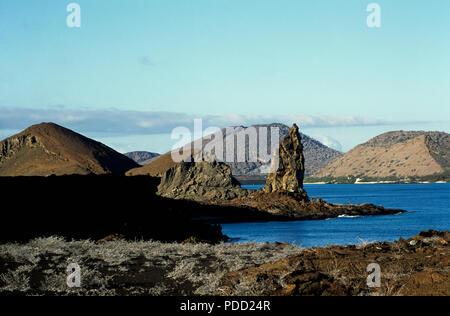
[0, 106, 415, 136]
[1, 106, 441, 154]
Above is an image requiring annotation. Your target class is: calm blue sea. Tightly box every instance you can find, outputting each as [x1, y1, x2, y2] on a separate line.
[221, 183, 450, 247]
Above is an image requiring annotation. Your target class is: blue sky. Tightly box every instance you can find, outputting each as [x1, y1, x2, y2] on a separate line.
[0, 0, 449, 153]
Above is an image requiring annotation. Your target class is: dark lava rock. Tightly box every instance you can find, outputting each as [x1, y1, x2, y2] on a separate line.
[157, 160, 250, 201]
[0, 175, 228, 244]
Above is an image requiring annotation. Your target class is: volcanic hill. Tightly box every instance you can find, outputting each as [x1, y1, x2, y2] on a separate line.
[314, 131, 450, 179]
[125, 151, 160, 165]
[127, 123, 342, 177]
[0, 122, 139, 176]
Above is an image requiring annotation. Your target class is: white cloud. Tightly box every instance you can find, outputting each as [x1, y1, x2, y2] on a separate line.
[310, 135, 343, 152]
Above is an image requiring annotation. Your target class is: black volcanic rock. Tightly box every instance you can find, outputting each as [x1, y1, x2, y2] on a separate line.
[0, 175, 228, 244]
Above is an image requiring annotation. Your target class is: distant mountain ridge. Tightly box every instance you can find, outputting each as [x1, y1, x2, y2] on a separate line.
[125, 151, 160, 165]
[127, 123, 342, 177]
[314, 130, 450, 179]
[222, 123, 342, 177]
[0, 123, 139, 176]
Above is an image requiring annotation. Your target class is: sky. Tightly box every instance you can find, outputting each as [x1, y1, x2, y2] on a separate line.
[0, 0, 449, 153]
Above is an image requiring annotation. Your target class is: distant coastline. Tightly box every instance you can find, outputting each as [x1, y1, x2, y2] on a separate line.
[304, 174, 450, 184]
[237, 174, 450, 186]
[304, 180, 450, 185]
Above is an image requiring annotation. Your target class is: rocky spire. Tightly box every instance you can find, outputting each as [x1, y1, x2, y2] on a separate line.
[264, 124, 306, 193]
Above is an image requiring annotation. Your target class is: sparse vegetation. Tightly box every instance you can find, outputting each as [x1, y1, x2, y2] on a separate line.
[1, 231, 449, 296]
[0, 237, 303, 296]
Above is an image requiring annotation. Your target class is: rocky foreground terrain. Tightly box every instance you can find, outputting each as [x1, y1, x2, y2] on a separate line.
[0, 230, 448, 296]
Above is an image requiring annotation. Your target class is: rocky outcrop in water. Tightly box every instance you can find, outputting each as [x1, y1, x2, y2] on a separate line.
[264, 124, 307, 197]
[157, 160, 250, 201]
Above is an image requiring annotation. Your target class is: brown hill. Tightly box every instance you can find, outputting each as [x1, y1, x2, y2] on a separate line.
[126, 151, 184, 177]
[0, 122, 139, 176]
[314, 131, 450, 179]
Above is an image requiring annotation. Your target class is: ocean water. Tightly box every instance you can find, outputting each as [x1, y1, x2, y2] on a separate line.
[221, 183, 450, 247]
